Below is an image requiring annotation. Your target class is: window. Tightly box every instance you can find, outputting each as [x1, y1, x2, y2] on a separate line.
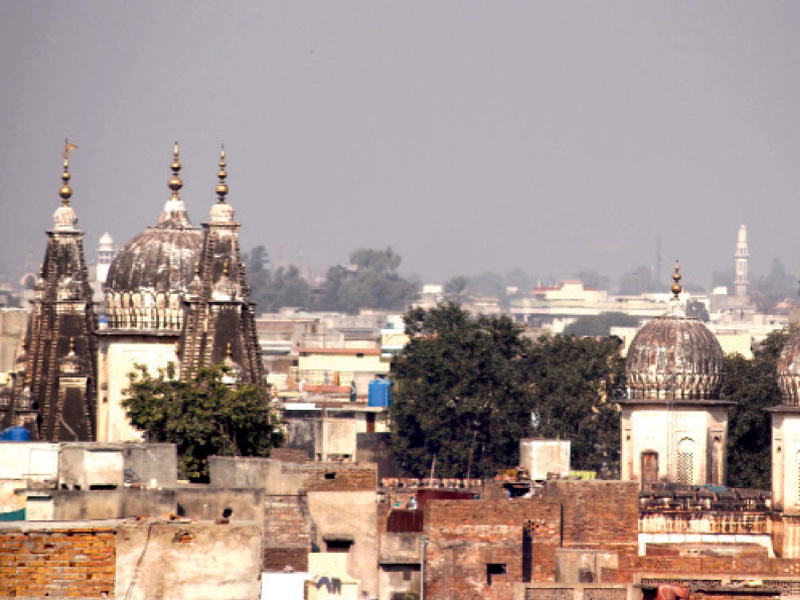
[325, 539, 353, 553]
[487, 563, 507, 586]
[711, 437, 722, 485]
[677, 438, 695, 485]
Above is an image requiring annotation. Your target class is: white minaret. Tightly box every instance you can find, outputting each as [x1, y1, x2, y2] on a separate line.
[96, 232, 114, 284]
[734, 224, 749, 298]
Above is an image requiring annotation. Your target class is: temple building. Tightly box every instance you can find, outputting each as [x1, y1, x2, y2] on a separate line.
[179, 148, 264, 385]
[0, 143, 98, 441]
[620, 262, 730, 488]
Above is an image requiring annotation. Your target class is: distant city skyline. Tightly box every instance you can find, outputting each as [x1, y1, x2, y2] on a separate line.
[3, 3, 800, 287]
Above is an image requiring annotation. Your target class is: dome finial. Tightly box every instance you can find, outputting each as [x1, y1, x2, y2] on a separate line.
[226, 342, 233, 358]
[216, 145, 228, 202]
[59, 139, 77, 204]
[671, 260, 682, 299]
[168, 141, 183, 197]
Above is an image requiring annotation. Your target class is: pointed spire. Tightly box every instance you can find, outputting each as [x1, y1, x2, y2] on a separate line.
[159, 142, 194, 227]
[53, 140, 78, 231]
[168, 142, 183, 198]
[216, 145, 228, 202]
[670, 260, 682, 300]
[209, 144, 235, 223]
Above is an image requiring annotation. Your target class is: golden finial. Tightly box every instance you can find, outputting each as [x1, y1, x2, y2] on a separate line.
[59, 139, 75, 204]
[223, 261, 229, 277]
[66, 262, 72, 277]
[168, 142, 183, 195]
[670, 260, 682, 299]
[39, 264, 44, 277]
[216, 145, 228, 202]
[69, 337, 76, 353]
[226, 342, 233, 357]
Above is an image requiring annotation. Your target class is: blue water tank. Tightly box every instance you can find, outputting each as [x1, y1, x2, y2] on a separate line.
[368, 378, 392, 407]
[0, 427, 30, 442]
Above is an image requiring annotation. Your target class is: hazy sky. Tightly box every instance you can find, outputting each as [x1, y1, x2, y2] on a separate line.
[2, 2, 800, 287]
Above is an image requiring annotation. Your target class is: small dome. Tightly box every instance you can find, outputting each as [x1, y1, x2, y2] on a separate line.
[99, 231, 114, 250]
[209, 200, 235, 224]
[777, 331, 800, 405]
[59, 341, 85, 375]
[53, 204, 78, 231]
[626, 263, 724, 401]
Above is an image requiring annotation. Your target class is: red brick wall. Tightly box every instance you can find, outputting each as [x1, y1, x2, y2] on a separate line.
[0, 527, 115, 598]
[542, 480, 639, 548]
[300, 464, 378, 492]
[423, 499, 561, 600]
[263, 496, 311, 572]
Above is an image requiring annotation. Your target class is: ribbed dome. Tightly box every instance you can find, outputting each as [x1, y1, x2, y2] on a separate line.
[777, 331, 800, 405]
[105, 219, 201, 293]
[626, 309, 724, 401]
[626, 264, 724, 401]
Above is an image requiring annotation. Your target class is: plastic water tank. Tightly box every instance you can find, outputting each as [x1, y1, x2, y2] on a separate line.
[0, 427, 30, 442]
[368, 378, 392, 407]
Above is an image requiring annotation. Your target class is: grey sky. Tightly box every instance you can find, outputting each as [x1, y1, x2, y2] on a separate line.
[2, 2, 800, 287]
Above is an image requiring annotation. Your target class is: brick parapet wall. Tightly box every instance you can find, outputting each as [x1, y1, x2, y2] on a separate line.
[298, 463, 378, 492]
[263, 495, 312, 572]
[542, 480, 639, 548]
[0, 527, 115, 598]
[424, 499, 561, 600]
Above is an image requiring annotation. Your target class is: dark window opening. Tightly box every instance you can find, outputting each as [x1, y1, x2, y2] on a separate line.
[325, 539, 353, 553]
[324, 472, 336, 480]
[89, 484, 118, 491]
[487, 563, 507, 586]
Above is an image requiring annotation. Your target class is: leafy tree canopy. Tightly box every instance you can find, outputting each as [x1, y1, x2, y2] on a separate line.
[123, 363, 283, 482]
[725, 327, 791, 489]
[390, 304, 625, 479]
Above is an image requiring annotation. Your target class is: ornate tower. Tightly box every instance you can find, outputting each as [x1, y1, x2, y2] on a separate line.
[97, 143, 202, 441]
[2, 142, 99, 440]
[621, 262, 730, 489]
[180, 147, 264, 385]
[96, 231, 114, 285]
[735, 224, 749, 298]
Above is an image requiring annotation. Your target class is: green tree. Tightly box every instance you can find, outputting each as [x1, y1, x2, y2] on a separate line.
[321, 247, 417, 313]
[725, 328, 790, 489]
[390, 304, 625, 478]
[524, 334, 625, 476]
[686, 300, 710, 322]
[123, 363, 283, 482]
[390, 303, 534, 478]
[564, 312, 639, 337]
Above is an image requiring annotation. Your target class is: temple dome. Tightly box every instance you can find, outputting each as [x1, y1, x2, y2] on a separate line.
[105, 218, 201, 294]
[105, 144, 202, 295]
[626, 264, 724, 401]
[777, 330, 800, 405]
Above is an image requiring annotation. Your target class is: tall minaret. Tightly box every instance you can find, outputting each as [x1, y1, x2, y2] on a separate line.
[96, 232, 114, 285]
[735, 224, 749, 298]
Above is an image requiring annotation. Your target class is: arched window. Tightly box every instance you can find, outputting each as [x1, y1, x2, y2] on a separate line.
[677, 438, 695, 485]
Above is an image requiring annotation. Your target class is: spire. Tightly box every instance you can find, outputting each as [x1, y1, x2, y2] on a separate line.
[168, 142, 183, 198]
[159, 142, 193, 227]
[670, 260, 682, 299]
[53, 140, 78, 231]
[209, 144, 235, 223]
[216, 145, 228, 202]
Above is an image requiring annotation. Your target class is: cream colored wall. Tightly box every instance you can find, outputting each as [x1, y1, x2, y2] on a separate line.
[299, 353, 389, 374]
[621, 405, 728, 485]
[771, 413, 800, 513]
[97, 336, 179, 442]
